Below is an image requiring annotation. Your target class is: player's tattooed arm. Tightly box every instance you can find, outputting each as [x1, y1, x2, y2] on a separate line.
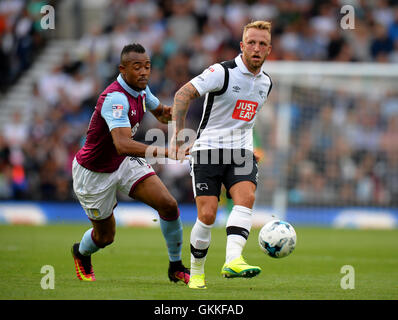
[172, 82, 200, 133]
[169, 82, 199, 159]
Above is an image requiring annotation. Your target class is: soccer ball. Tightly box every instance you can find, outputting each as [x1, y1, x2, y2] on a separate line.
[258, 220, 296, 258]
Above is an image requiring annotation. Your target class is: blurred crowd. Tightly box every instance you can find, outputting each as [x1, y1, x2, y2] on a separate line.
[257, 86, 398, 206]
[0, 0, 56, 92]
[1, 0, 398, 206]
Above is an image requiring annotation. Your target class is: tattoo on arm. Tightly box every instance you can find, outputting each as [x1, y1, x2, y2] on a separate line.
[172, 83, 200, 132]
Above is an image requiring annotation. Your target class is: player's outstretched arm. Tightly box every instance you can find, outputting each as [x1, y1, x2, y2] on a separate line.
[111, 127, 168, 158]
[150, 103, 172, 124]
[169, 82, 200, 159]
[172, 82, 200, 131]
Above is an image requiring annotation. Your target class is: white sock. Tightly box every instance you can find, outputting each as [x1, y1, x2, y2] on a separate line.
[190, 218, 213, 276]
[225, 205, 252, 263]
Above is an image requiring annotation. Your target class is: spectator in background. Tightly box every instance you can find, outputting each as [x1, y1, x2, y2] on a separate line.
[2, 111, 28, 199]
[38, 64, 69, 107]
[384, 150, 398, 205]
[380, 115, 398, 155]
[359, 103, 382, 152]
[0, 135, 12, 199]
[309, 2, 337, 40]
[298, 24, 327, 61]
[344, 21, 372, 62]
[389, 39, 398, 62]
[388, 7, 398, 43]
[167, 0, 198, 50]
[372, 0, 395, 28]
[0, 0, 51, 90]
[2, 111, 28, 149]
[30, 81, 49, 116]
[310, 104, 341, 151]
[371, 23, 394, 62]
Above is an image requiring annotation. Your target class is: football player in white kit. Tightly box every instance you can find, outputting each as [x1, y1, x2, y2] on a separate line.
[170, 21, 273, 289]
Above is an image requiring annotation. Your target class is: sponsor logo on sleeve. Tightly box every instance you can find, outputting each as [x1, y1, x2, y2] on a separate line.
[112, 104, 123, 118]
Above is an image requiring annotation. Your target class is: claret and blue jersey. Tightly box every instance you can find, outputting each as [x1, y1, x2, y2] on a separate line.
[75, 74, 159, 173]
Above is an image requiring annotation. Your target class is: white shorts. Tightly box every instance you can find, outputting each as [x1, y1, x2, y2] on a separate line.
[72, 157, 155, 220]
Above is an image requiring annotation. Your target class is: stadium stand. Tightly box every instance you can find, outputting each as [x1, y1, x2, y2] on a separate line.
[1, 0, 398, 209]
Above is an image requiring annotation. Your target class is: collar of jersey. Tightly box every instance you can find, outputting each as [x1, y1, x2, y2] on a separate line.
[236, 55, 263, 78]
[117, 74, 145, 98]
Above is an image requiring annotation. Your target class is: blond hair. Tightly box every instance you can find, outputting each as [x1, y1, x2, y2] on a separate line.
[242, 20, 272, 40]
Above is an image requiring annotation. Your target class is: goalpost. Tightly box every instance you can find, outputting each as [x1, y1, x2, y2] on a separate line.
[255, 61, 398, 227]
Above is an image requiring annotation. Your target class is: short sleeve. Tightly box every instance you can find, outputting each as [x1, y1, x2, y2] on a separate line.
[101, 91, 131, 131]
[144, 86, 160, 110]
[190, 63, 225, 96]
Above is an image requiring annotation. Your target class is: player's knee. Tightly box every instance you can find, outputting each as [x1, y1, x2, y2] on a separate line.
[200, 212, 216, 225]
[198, 209, 217, 225]
[99, 237, 114, 248]
[158, 197, 179, 220]
[245, 192, 256, 207]
[234, 191, 256, 208]
[94, 233, 115, 248]
[196, 199, 218, 225]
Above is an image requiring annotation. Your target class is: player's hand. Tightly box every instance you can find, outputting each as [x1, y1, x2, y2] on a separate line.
[157, 106, 172, 124]
[146, 145, 168, 159]
[169, 133, 178, 160]
[177, 143, 191, 162]
[169, 133, 190, 161]
[254, 148, 265, 163]
[169, 133, 186, 160]
[162, 106, 172, 121]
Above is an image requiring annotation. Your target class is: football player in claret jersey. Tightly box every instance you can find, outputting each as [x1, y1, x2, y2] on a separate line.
[170, 21, 273, 289]
[71, 43, 189, 284]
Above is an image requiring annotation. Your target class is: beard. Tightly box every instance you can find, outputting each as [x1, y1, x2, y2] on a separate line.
[243, 52, 267, 71]
[249, 59, 265, 70]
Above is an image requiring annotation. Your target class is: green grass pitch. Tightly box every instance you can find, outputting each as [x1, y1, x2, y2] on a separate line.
[0, 224, 397, 300]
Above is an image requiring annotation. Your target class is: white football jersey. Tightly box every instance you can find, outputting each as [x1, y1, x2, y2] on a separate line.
[190, 54, 272, 152]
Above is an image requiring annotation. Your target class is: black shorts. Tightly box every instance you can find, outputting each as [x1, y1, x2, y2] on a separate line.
[190, 149, 258, 199]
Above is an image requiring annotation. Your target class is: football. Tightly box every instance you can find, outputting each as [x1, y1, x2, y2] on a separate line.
[258, 220, 297, 258]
